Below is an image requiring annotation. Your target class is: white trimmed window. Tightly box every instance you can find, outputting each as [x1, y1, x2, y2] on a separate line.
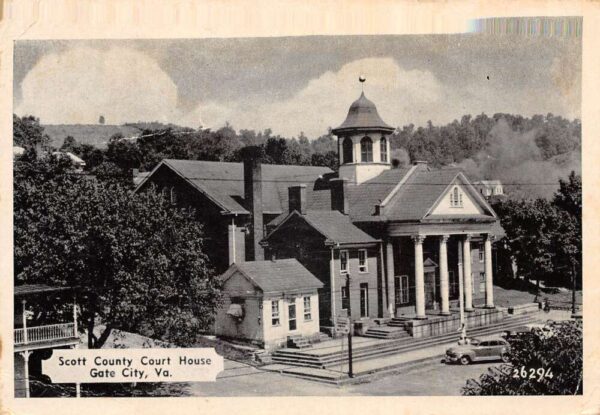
[341, 285, 350, 310]
[479, 272, 485, 292]
[478, 243, 484, 262]
[271, 300, 280, 326]
[303, 296, 312, 321]
[358, 249, 368, 273]
[340, 250, 349, 274]
[450, 186, 463, 208]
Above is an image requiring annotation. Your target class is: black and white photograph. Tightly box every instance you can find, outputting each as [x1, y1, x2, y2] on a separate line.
[2, 3, 591, 411]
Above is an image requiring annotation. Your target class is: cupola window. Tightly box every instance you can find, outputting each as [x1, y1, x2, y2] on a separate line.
[360, 136, 373, 162]
[380, 136, 388, 162]
[342, 138, 354, 164]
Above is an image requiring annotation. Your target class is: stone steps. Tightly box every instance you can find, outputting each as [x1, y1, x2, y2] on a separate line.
[271, 314, 539, 369]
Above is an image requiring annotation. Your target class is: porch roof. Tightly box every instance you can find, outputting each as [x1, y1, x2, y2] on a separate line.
[14, 284, 75, 297]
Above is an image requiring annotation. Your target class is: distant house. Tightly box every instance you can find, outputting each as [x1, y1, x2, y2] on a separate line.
[215, 259, 323, 350]
[473, 180, 504, 198]
[52, 151, 86, 171]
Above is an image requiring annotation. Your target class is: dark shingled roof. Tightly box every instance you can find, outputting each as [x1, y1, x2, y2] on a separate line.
[381, 167, 480, 222]
[143, 159, 332, 215]
[332, 92, 395, 134]
[225, 259, 324, 293]
[266, 210, 379, 245]
[14, 284, 74, 297]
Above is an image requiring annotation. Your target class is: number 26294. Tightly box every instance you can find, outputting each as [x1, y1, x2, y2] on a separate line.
[512, 366, 554, 382]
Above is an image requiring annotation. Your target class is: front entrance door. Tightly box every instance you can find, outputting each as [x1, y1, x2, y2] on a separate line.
[288, 303, 297, 331]
[424, 271, 436, 309]
[360, 283, 369, 317]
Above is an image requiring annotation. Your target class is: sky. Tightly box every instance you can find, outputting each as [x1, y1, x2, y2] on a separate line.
[13, 33, 581, 139]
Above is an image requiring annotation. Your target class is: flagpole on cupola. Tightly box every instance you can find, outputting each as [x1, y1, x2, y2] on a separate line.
[359, 75, 366, 92]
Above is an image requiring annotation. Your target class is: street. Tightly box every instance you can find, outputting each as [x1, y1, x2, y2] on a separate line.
[183, 358, 498, 397]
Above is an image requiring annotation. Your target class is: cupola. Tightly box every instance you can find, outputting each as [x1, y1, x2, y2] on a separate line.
[332, 81, 395, 184]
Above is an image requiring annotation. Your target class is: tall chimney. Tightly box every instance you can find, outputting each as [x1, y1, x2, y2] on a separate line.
[242, 146, 265, 261]
[288, 184, 307, 214]
[330, 178, 349, 214]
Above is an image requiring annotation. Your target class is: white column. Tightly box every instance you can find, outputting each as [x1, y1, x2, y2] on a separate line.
[457, 238, 466, 340]
[439, 235, 450, 315]
[23, 351, 31, 398]
[413, 235, 426, 319]
[385, 241, 395, 318]
[463, 234, 474, 311]
[22, 299, 28, 343]
[484, 233, 495, 308]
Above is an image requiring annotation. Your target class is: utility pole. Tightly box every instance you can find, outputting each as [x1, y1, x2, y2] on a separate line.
[346, 272, 353, 378]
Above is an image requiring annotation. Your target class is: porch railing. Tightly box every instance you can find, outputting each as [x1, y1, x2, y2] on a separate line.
[14, 323, 76, 346]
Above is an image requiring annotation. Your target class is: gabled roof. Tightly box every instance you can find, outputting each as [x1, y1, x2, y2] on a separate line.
[378, 166, 497, 222]
[221, 259, 324, 294]
[135, 159, 332, 215]
[265, 210, 379, 246]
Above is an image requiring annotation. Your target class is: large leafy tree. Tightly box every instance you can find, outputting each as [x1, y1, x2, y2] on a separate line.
[495, 172, 581, 288]
[14, 155, 221, 348]
[463, 320, 582, 395]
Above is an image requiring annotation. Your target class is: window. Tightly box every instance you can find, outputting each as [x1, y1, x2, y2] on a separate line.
[303, 296, 312, 321]
[480, 272, 485, 292]
[360, 136, 373, 162]
[358, 249, 368, 273]
[478, 243, 484, 263]
[395, 275, 410, 305]
[342, 138, 353, 164]
[341, 285, 350, 310]
[380, 136, 388, 162]
[450, 186, 463, 208]
[271, 300, 280, 326]
[161, 187, 169, 202]
[170, 187, 177, 205]
[340, 250, 349, 274]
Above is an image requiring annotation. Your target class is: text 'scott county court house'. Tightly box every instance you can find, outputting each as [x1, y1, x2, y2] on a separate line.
[137, 90, 503, 346]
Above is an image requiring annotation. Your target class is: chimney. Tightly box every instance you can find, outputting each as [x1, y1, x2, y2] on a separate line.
[242, 146, 265, 261]
[288, 184, 307, 214]
[330, 178, 349, 214]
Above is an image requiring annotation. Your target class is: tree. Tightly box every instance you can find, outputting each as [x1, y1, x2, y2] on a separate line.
[463, 320, 582, 395]
[13, 114, 49, 150]
[495, 172, 581, 288]
[14, 156, 221, 348]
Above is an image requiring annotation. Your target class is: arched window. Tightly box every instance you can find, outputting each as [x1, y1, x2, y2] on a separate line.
[361, 136, 373, 162]
[450, 186, 463, 208]
[380, 136, 388, 162]
[342, 138, 354, 164]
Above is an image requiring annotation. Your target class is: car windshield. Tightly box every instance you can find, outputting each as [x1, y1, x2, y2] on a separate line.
[470, 339, 481, 345]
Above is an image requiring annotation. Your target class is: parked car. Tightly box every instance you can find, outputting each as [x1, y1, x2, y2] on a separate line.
[445, 338, 510, 365]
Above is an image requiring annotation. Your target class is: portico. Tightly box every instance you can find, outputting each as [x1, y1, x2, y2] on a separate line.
[382, 226, 496, 320]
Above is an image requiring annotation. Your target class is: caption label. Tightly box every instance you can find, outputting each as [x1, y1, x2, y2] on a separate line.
[42, 348, 224, 383]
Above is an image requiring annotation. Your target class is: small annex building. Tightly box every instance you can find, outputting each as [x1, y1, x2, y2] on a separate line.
[215, 259, 324, 350]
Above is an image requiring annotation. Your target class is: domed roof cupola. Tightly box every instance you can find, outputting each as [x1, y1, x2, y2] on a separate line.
[332, 92, 395, 135]
[332, 79, 395, 185]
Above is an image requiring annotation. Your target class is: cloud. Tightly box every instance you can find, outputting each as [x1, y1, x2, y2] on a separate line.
[16, 46, 185, 126]
[191, 57, 446, 137]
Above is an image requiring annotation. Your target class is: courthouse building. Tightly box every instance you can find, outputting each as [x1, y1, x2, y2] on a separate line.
[137, 89, 502, 338]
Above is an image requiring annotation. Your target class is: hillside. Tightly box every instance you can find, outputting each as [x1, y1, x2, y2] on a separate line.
[42, 124, 141, 148]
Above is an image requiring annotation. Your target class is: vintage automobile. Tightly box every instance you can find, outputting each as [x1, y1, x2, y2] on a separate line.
[445, 338, 510, 365]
